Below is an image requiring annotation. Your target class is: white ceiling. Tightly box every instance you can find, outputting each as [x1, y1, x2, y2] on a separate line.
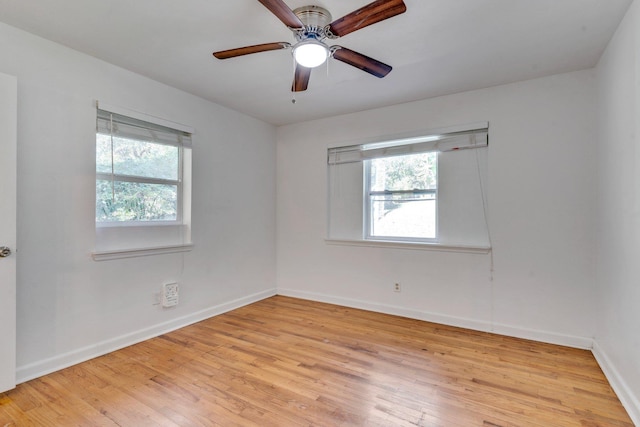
[0, 0, 632, 125]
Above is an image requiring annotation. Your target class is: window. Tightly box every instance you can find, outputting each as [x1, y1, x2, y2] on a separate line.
[327, 124, 490, 250]
[93, 104, 193, 259]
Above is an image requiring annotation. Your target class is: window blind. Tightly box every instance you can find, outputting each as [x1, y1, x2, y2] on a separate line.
[96, 109, 192, 148]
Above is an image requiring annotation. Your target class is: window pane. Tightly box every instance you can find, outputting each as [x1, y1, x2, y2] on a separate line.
[96, 180, 177, 222]
[370, 152, 437, 192]
[370, 193, 436, 239]
[96, 134, 114, 174]
[96, 133, 179, 180]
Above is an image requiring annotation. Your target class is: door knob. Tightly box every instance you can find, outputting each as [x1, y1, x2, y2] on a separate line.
[0, 246, 11, 258]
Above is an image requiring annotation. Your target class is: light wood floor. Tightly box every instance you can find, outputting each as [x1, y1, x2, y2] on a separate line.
[0, 296, 633, 426]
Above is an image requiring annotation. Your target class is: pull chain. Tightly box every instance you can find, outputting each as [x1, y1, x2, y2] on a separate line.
[109, 113, 115, 202]
[291, 55, 297, 104]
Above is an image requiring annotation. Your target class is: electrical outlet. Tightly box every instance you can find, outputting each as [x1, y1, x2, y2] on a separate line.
[162, 282, 179, 307]
[394, 283, 401, 292]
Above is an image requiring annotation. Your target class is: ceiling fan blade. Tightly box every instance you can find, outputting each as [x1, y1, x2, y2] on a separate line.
[327, 0, 407, 38]
[213, 42, 290, 59]
[292, 64, 311, 92]
[332, 46, 392, 78]
[258, 0, 305, 29]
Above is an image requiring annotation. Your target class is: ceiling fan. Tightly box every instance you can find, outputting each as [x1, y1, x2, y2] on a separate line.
[213, 0, 407, 92]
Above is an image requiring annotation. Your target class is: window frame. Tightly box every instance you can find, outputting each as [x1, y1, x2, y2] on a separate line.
[95, 147, 184, 227]
[363, 155, 439, 243]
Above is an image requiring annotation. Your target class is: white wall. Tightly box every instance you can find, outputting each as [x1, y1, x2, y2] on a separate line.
[594, 1, 640, 422]
[277, 70, 598, 348]
[0, 22, 277, 381]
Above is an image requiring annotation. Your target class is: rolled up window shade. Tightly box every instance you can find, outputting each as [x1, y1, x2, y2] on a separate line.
[328, 128, 488, 165]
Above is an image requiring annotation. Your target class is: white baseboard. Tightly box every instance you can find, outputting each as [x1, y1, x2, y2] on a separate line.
[491, 323, 593, 350]
[277, 288, 494, 332]
[16, 288, 277, 384]
[276, 288, 594, 350]
[592, 341, 640, 426]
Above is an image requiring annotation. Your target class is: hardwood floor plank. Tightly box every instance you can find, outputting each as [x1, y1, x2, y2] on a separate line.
[0, 296, 634, 426]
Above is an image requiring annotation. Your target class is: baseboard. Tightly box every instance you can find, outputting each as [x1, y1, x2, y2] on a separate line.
[491, 323, 593, 350]
[592, 341, 640, 426]
[277, 288, 494, 332]
[16, 288, 277, 384]
[276, 288, 594, 350]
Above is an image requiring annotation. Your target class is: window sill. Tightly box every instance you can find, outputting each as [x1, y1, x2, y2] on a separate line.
[91, 243, 193, 261]
[325, 239, 490, 254]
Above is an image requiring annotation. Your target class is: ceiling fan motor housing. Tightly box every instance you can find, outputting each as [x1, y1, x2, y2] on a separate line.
[292, 6, 332, 41]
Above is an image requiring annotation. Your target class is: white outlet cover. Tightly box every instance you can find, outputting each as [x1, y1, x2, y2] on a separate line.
[162, 283, 179, 307]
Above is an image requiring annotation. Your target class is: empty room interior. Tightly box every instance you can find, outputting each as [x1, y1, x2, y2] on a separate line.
[1, 0, 639, 425]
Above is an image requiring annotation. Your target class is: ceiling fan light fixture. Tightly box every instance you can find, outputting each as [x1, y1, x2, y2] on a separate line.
[293, 39, 329, 68]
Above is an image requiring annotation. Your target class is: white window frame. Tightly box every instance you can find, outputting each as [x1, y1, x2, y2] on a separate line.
[95, 150, 185, 227]
[363, 155, 439, 243]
